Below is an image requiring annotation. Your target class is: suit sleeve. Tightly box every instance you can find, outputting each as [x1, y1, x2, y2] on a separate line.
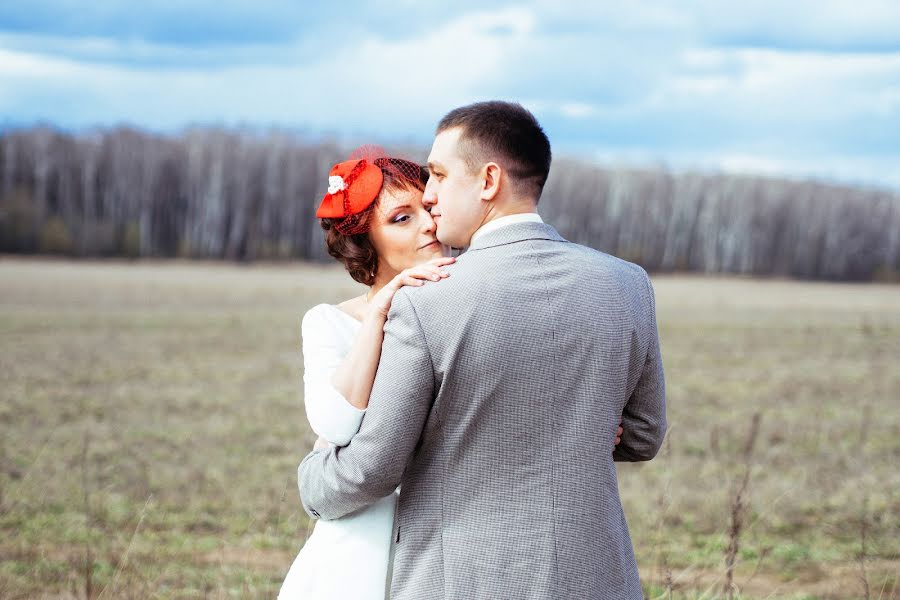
[298, 290, 434, 520]
[614, 270, 668, 462]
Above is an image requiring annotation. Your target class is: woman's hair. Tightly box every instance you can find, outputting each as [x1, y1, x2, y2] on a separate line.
[320, 158, 429, 286]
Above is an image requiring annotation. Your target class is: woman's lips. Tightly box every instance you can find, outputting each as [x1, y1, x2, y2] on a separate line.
[420, 240, 440, 250]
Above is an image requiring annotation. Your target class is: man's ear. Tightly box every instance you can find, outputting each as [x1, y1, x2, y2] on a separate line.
[480, 162, 502, 201]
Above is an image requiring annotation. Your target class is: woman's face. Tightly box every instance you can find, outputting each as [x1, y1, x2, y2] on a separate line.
[367, 186, 442, 281]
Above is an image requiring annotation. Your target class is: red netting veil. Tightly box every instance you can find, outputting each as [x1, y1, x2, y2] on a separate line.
[316, 145, 428, 236]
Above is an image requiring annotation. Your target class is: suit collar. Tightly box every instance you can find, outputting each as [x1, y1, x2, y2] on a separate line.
[470, 213, 544, 245]
[465, 220, 567, 251]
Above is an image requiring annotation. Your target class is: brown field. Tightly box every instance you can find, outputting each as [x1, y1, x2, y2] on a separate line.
[0, 257, 898, 599]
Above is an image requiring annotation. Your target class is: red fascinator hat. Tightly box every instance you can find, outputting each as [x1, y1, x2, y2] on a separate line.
[315, 159, 384, 220]
[315, 145, 427, 236]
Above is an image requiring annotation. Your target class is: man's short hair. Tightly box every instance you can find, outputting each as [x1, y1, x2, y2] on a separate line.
[437, 101, 552, 201]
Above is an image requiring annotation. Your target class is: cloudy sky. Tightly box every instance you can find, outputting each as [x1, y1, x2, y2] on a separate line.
[1, 1, 898, 189]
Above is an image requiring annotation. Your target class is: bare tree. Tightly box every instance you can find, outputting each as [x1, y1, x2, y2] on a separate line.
[1, 125, 898, 281]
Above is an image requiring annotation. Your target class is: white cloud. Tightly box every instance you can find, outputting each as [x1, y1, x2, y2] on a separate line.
[0, 2, 898, 190]
[686, 0, 900, 50]
[559, 102, 596, 118]
[665, 47, 900, 119]
[0, 7, 537, 134]
[0, 31, 320, 67]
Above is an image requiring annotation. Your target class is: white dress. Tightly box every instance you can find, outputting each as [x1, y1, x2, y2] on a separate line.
[278, 303, 398, 599]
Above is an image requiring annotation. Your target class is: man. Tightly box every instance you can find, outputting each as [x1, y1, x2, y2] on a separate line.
[299, 100, 667, 599]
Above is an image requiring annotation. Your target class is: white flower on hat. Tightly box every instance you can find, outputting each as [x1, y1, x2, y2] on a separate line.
[328, 175, 347, 195]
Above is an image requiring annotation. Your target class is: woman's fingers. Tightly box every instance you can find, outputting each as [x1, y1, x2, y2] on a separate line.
[419, 265, 443, 280]
[406, 267, 438, 284]
[393, 261, 453, 291]
[405, 266, 448, 283]
[405, 268, 433, 283]
[401, 275, 426, 287]
[428, 256, 456, 267]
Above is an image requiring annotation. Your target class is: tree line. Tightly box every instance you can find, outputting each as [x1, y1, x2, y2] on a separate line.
[1, 125, 897, 281]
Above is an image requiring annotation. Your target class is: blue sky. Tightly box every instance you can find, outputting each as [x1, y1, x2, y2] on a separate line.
[1, 1, 899, 189]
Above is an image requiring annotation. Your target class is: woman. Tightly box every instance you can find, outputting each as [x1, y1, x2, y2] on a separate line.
[278, 149, 455, 599]
[279, 148, 624, 598]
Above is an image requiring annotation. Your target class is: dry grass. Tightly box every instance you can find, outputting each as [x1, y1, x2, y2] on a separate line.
[1, 257, 898, 599]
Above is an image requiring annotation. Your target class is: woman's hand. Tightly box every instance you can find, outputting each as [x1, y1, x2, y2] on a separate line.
[614, 424, 623, 450]
[367, 256, 456, 319]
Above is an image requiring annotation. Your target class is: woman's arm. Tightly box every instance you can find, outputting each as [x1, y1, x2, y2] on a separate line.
[329, 311, 390, 410]
[330, 256, 455, 410]
[301, 308, 368, 446]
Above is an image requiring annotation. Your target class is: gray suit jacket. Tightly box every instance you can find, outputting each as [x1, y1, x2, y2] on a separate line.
[299, 221, 667, 599]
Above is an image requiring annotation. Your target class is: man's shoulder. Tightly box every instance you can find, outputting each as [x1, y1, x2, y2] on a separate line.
[396, 240, 650, 310]
[395, 258, 468, 304]
[562, 240, 649, 281]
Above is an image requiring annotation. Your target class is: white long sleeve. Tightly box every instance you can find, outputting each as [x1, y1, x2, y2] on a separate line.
[300, 304, 365, 446]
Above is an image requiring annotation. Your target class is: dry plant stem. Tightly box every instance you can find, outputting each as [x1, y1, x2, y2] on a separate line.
[80, 431, 94, 600]
[746, 546, 772, 584]
[97, 494, 153, 599]
[724, 412, 762, 600]
[858, 495, 870, 600]
[654, 430, 674, 600]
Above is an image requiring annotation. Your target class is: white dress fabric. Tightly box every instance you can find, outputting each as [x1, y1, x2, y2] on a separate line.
[279, 303, 398, 599]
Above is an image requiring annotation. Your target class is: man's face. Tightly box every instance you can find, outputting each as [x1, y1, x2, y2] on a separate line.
[424, 128, 487, 248]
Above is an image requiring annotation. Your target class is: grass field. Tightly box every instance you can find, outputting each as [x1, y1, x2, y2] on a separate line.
[1, 257, 898, 599]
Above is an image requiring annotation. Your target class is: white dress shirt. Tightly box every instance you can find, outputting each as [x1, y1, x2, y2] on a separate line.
[469, 212, 544, 246]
